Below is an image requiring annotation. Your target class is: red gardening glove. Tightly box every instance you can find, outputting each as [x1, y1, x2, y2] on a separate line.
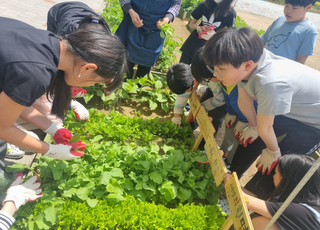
[44, 122, 73, 144]
[71, 86, 87, 98]
[44, 141, 86, 160]
[256, 148, 281, 175]
[67, 140, 87, 157]
[53, 128, 73, 144]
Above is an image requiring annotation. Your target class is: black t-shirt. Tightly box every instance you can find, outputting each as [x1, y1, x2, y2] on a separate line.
[180, 2, 237, 60]
[47, 1, 99, 35]
[0, 17, 60, 106]
[266, 202, 320, 230]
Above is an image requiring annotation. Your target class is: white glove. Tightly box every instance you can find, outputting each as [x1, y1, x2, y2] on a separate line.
[171, 117, 182, 127]
[71, 100, 89, 121]
[43, 143, 84, 160]
[233, 121, 249, 139]
[256, 148, 281, 175]
[3, 173, 43, 210]
[225, 113, 237, 128]
[239, 125, 259, 147]
[44, 122, 72, 144]
[199, 30, 216, 40]
[196, 85, 207, 97]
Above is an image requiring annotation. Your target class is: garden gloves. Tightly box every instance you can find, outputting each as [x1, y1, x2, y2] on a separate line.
[233, 121, 249, 139]
[71, 100, 89, 121]
[44, 122, 72, 144]
[225, 113, 237, 128]
[43, 141, 86, 160]
[256, 148, 281, 175]
[171, 117, 181, 127]
[71, 86, 86, 98]
[198, 25, 215, 40]
[239, 125, 259, 147]
[3, 173, 43, 210]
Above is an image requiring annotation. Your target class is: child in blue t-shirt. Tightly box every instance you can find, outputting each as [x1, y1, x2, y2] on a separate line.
[261, 0, 318, 64]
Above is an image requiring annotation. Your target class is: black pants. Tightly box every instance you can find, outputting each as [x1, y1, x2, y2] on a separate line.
[179, 53, 192, 65]
[232, 115, 320, 199]
[127, 61, 151, 80]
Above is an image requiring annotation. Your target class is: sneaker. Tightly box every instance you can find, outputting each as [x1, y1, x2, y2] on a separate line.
[5, 144, 25, 159]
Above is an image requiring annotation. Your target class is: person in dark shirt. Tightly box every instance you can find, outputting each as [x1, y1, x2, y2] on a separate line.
[225, 154, 320, 230]
[0, 16, 127, 161]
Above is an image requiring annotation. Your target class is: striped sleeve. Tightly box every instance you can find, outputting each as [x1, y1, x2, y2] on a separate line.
[202, 82, 225, 111]
[0, 211, 15, 230]
[173, 91, 191, 115]
[167, 0, 182, 20]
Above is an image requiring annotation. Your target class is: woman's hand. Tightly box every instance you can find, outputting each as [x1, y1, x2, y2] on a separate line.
[128, 9, 143, 28]
[157, 17, 170, 30]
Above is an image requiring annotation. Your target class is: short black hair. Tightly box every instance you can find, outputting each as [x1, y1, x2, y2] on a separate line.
[191, 46, 213, 83]
[285, 0, 316, 7]
[166, 63, 193, 94]
[203, 27, 264, 68]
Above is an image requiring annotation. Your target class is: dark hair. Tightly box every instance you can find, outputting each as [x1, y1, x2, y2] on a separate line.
[48, 15, 127, 119]
[78, 14, 111, 33]
[166, 63, 193, 94]
[285, 0, 316, 7]
[269, 154, 320, 211]
[203, 27, 264, 68]
[191, 46, 213, 83]
[205, 0, 234, 18]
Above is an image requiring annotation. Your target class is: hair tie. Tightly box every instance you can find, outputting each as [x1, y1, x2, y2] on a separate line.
[92, 19, 99, 24]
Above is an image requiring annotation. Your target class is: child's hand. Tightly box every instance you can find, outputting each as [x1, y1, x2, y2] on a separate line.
[225, 113, 237, 128]
[256, 148, 281, 175]
[234, 121, 249, 138]
[171, 116, 182, 127]
[239, 125, 259, 147]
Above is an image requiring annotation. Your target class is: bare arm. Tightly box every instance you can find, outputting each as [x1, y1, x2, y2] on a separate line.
[20, 106, 52, 131]
[243, 191, 272, 218]
[0, 92, 49, 154]
[238, 87, 257, 127]
[257, 113, 279, 151]
[189, 18, 200, 31]
[296, 55, 308, 64]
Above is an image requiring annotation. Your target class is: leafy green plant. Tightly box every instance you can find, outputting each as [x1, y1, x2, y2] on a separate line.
[102, 0, 123, 33]
[156, 23, 183, 73]
[181, 0, 202, 12]
[234, 15, 265, 36]
[12, 196, 226, 229]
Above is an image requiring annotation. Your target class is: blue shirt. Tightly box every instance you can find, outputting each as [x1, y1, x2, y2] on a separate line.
[261, 16, 318, 61]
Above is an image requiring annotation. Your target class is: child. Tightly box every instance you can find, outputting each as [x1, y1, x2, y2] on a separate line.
[0, 16, 127, 161]
[203, 26, 320, 199]
[4, 2, 113, 160]
[192, 47, 258, 164]
[166, 50, 226, 135]
[180, 0, 236, 64]
[0, 173, 43, 230]
[224, 154, 320, 230]
[261, 0, 318, 64]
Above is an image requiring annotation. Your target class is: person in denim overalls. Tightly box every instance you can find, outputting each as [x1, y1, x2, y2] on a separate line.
[116, 0, 181, 79]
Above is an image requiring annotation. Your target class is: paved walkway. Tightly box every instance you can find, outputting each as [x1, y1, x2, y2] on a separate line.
[0, 0, 106, 29]
[234, 0, 320, 30]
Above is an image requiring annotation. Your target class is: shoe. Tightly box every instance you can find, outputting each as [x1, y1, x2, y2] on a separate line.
[5, 144, 25, 159]
[71, 86, 87, 98]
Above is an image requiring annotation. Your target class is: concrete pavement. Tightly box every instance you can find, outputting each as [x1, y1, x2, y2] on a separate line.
[234, 0, 320, 30]
[0, 0, 106, 29]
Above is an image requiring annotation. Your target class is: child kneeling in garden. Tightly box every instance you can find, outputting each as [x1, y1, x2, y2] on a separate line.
[224, 154, 320, 230]
[203, 27, 320, 199]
